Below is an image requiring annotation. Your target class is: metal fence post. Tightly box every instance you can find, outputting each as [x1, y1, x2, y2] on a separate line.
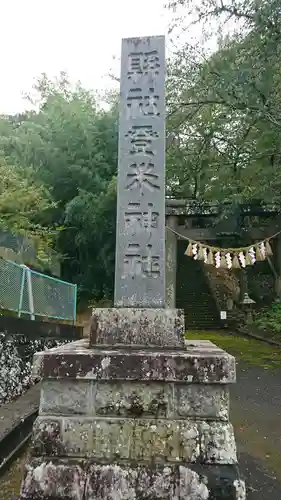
[26, 266, 35, 320]
[73, 284, 77, 324]
[18, 265, 26, 318]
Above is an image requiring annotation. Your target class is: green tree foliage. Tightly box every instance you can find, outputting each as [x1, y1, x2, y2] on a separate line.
[0, 0, 280, 301]
[63, 177, 117, 299]
[0, 156, 52, 235]
[166, 0, 281, 202]
[0, 73, 118, 300]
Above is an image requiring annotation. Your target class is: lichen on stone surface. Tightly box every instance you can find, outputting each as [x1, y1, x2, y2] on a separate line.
[32, 415, 238, 465]
[20, 460, 85, 499]
[179, 466, 209, 499]
[0, 332, 69, 406]
[233, 479, 246, 500]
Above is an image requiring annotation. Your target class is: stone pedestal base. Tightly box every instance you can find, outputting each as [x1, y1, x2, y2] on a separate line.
[89, 307, 185, 348]
[21, 460, 245, 499]
[20, 308, 245, 499]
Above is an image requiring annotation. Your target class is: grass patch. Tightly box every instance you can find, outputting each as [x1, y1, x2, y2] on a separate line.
[0, 447, 30, 500]
[185, 330, 281, 369]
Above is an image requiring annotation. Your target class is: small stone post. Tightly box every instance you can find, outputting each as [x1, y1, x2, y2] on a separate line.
[20, 36, 246, 500]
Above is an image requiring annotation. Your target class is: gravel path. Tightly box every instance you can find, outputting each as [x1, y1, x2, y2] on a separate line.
[230, 359, 281, 499]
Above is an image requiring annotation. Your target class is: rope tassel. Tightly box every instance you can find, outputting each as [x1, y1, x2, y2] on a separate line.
[232, 254, 240, 269]
[255, 245, 265, 261]
[198, 245, 205, 261]
[220, 253, 228, 269]
[245, 251, 252, 266]
[184, 242, 193, 257]
[207, 249, 214, 265]
[265, 240, 273, 256]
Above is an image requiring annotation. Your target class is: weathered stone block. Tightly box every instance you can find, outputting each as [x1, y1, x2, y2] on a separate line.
[87, 464, 180, 500]
[33, 339, 236, 384]
[32, 416, 237, 464]
[177, 385, 229, 420]
[40, 380, 171, 418]
[20, 459, 246, 499]
[32, 418, 63, 457]
[62, 419, 94, 457]
[40, 380, 91, 415]
[131, 419, 182, 462]
[200, 421, 237, 464]
[20, 459, 86, 500]
[90, 307, 185, 348]
[32, 417, 94, 458]
[93, 381, 171, 418]
[94, 419, 132, 460]
[39, 380, 229, 420]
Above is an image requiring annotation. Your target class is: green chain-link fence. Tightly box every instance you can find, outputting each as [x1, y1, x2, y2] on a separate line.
[0, 258, 77, 323]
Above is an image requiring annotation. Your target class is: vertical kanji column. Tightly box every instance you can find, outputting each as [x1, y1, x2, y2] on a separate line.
[114, 36, 166, 308]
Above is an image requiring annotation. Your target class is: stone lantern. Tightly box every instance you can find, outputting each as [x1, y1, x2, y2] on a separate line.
[241, 292, 256, 324]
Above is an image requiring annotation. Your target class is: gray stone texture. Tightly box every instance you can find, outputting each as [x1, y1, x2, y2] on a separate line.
[20, 459, 246, 500]
[20, 459, 86, 500]
[40, 380, 229, 420]
[22, 333, 243, 499]
[32, 338, 236, 384]
[32, 416, 237, 463]
[114, 36, 166, 308]
[90, 307, 185, 347]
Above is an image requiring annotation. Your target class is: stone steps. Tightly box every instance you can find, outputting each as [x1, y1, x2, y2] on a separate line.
[176, 252, 222, 329]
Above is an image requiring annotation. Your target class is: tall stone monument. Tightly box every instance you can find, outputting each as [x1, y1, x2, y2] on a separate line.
[20, 36, 246, 500]
[114, 36, 165, 308]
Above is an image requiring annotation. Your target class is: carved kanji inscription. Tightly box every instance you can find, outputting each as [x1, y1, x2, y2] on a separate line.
[125, 203, 159, 230]
[127, 50, 160, 82]
[125, 125, 159, 157]
[126, 88, 160, 119]
[125, 162, 160, 193]
[115, 36, 165, 307]
[123, 243, 160, 279]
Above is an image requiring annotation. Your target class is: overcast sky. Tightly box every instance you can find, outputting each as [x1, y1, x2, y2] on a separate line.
[0, 0, 172, 114]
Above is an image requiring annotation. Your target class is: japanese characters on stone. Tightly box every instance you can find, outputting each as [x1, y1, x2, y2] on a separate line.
[127, 50, 160, 82]
[124, 203, 159, 231]
[114, 36, 165, 307]
[124, 49, 161, 280]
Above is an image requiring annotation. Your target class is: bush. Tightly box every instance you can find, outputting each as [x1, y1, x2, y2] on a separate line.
[254, 302, 281, 337]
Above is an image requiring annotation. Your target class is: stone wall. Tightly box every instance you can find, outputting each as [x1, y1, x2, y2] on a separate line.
[0, 316, 82, 406]
[0, 331, 65, 405]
